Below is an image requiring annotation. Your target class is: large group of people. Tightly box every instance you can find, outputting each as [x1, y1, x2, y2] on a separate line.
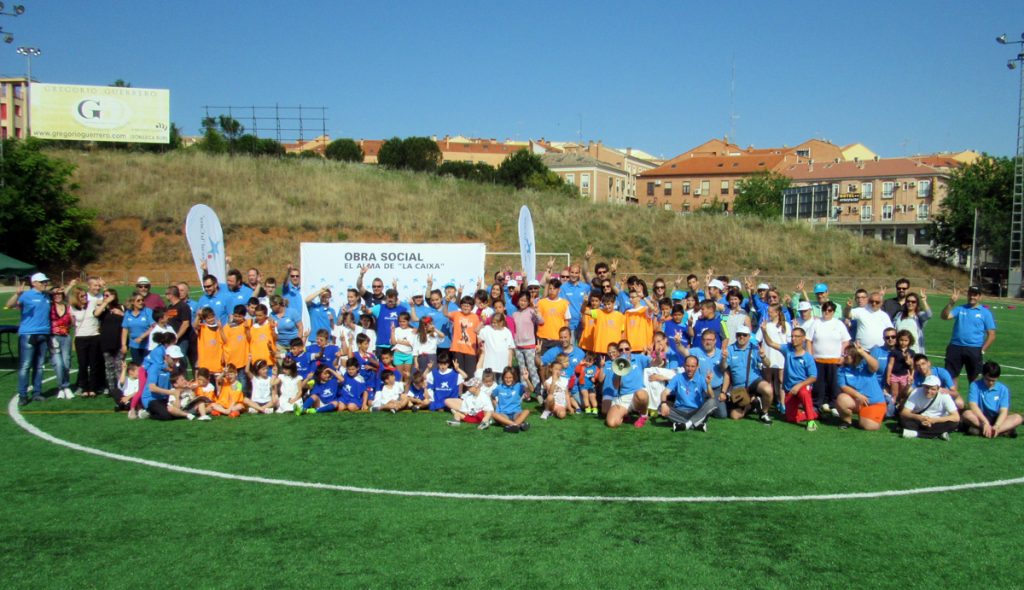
[8, 249, 1019, 439]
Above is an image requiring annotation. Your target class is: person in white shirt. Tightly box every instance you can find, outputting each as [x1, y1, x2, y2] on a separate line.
[541, 360, 574, 419]
[899, 375, 960, 440]
[445, 377, 494, 430]
[390, 312, 417, 381]
[845, 291, 894, 350]
[805, 301, 850, 411]
[371, 371, 408, 413]
[476, 313, 515, 378]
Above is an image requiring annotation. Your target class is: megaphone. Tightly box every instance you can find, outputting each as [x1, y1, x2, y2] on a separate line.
[612, 357, 631, 377]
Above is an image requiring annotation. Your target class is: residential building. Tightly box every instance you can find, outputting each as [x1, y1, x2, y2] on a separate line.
[841, 143, 878, 162]
[283, 134, 329, 155]
[541, 152, 628, 204]
[782, 158, 949, 254]
[0, 77, 28, 140]
[561, 141, 658, 203]
[638, 151, 801, 212]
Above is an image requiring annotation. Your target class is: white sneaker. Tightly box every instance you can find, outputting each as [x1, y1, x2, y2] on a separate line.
[540, 410, 552, 420]
[137, 409, 150, 420]
[262, 408, 273, 415]
[902, 429, 918, 439]
[247, 408, 258, 414]
[186, 413, 195, 421]
[55, 389, 66, 400]
[64, 388, 75, 399]
[198, 415, 212, 421]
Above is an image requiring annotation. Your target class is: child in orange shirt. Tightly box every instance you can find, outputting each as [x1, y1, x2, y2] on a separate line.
[590, 294, 625, 360]
[222, 305, 251, 389]
[248, 304, 277, 370]
[210, 364, 245, 417]
[196, 307, 225, 376]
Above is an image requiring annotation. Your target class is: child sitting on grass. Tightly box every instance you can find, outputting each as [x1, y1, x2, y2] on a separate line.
[492, 366, 532, 433]
[244, 360, 276, 414]
[286, 338, 315, 383]
[338, 358, 369, 413]
[187, 367, 215, 421]
[541, 358, 574, 420]
[405, 369, 431, 412]
[446, 377, 494, 430]
[298, 365, 344, 414]
[427, 352, 465, 411]
[275, 357, 304, 414]
[210, 364, 246, 418]
[371, 370, 407, 413]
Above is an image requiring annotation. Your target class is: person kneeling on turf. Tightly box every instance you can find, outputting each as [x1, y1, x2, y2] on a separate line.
[140, 345, 191, 421]
[658, 355, 717, 432]
[600, 341, 651, 429]
[210, 364, 246, 418]
[899, 375, 960, 440]
[836, 342, 886, 431]
[337, 359, 369, 413]
[962, 361, 1022, 438]
[298, 365, 343, 414]
[446, 377, 493, 430]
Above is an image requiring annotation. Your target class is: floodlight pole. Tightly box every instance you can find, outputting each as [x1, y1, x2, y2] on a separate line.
[997, 33, 1024, 297]
[16, 46, 39, 137]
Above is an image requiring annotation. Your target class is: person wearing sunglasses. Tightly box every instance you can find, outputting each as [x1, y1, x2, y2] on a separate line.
[882, 278, 911, 321]
[134, 276, 166, 313]
[845, 291, 893, 350]
[893, 290, 932, 354]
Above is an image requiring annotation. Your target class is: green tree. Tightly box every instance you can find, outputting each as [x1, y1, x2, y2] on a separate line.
[931, 155, 1014, 266]
[496, 149, 548, 189]
[437, 160, 496, 183]
[325, 138, 364, 163]
[377, 136, 442, 172]
[733, 170, 791, 218]
[0, 139, 97, 268]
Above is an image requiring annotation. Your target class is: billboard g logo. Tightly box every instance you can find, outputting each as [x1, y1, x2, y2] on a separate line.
[72, 97, 131, 129]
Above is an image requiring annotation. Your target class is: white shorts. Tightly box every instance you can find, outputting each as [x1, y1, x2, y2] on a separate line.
[553, 391, 567, 407]
[609, 394, 634, 409]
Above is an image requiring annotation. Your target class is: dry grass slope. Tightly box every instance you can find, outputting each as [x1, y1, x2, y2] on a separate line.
[56, 149, 966, 288]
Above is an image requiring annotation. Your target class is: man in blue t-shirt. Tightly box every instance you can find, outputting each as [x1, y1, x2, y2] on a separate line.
[368, 289, 407, 355]
[304, 287, 337, 345]
[911, 353, 964, 410]
[281, 263, 304, 313]
[198, 274, 230, 325]
[541, 327, 585, 381]
[559, 263, 591, 341]
[220, 268, 254, 312]
[691, 330, 727, 418]
[7, 273, 52, 405]
[722, 325, 774, 423]
[941, 286, 996, 383]
[962, 361, 1021, 438]
[657, 355, 718, 432]
[600, 340, 651, 429]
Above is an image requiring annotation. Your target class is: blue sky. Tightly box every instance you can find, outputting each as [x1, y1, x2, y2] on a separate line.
[3, 1, 1021, 159]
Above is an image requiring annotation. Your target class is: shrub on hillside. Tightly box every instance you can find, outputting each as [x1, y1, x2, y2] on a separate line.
[437, 161, 496, 183]
[378, 136, 442, 172]
[325, 138, 364, 163]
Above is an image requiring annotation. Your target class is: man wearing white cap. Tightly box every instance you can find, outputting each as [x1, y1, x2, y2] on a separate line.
[793, 300, 815, 330]
[6, 273, 52, 405]
[706, 279, 726, 311]
[134, 276, 165, 313]
[139, 345, 192, 421]
[722, 324, 774, 424]
[899, 374, 960, 439]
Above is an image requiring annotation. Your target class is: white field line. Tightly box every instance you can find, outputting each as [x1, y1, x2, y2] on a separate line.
[8, 394, 1024, 504]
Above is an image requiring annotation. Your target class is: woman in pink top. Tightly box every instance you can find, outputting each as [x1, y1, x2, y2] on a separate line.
[49, 286, 75, 399]
[510, 292, 543, 395]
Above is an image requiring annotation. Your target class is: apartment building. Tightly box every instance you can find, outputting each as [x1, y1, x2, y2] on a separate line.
[0, 77, 28, 139]
[541, 152, 629, 204]
[560, 141, 658, 203]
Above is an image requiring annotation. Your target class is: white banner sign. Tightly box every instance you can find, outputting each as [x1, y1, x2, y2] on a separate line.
[184, 204, 227, 284]
[300, 242, 487, 308]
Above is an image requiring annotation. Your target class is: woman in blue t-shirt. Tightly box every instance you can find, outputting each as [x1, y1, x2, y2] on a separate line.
[491, 367, 532, 433]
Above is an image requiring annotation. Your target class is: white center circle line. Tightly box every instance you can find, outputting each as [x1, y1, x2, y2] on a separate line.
[8, 395, 1024, 503]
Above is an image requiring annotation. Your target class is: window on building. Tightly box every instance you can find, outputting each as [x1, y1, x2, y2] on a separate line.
[847, 183, 857, 193]
[647, 182, 654, 196]
[831, 183, 840, 198]
[721, 180, 730, 195]
[881, 228, 894, 241]
[918, 180, 931, 198]
[914, 227, 930, 245]
[861, 205, 872, 221]
[917, 203, 929, 220]
[796, 149, 810, 158]
[882, 182, 895, 199]
[0, 103, 5, 120]
[566, 173, 575, 186]
[862, 182, 873, 199]
[700, 180, 710, 195]
[14, 105, 21, 117]
[682, 181, 691, 195]
[896, 228, 908, 245]
[664, 182, 672, 196]
[581, 174, 590, 192]
[882, 204, 893, 220]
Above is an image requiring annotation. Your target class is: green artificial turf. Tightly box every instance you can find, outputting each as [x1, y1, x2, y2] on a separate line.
[1, 291, 1023, 588]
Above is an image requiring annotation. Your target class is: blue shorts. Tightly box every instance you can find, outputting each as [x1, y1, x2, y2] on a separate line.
[340, 396, 362, 408]
[496, 409, 521, 420]
[393, 351, 414, 366]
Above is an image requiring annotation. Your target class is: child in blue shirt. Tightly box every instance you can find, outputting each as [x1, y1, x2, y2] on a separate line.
[286, 338, 315, 383]
[491, 367, 531, 433]
[405, 369, 431, 412]
[339, 358, 370, 412]
[297, 365, 341, 414]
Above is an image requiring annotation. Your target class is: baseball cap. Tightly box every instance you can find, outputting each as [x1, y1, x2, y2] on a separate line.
[422, 316, 433, 324]
[165, 345, 184, 359]
[671, 290, 685, 300]
[708, 279, 725, 291]
[757, 283, 770, 290]
[967, 286, 982, 295]
[727, 279, 742, 288]
[922, 375, 941, 387]
[528, 279, 541, 288]
[814, 283, 829, 294]
[735, 325, 752, 335]
[412, 292, 424, 299]
[798, 301, 812, 311]
[464, 377, 481, 388]
[136, 276, 151, 285]
[443, 282, 456, 289]
[507, 279, 519, 289]
[30, 272, 49, 283]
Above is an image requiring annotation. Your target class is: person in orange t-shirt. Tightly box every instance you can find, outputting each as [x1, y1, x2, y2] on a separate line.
[624, 291, 654, 352]
[578, 293, 602, 354]
[446, 296, 481, 378]
[222, 306, 251, 375]
[536, 278, 571, 355]
[195, 307, 225, 375]
[210, 364, 245, 417]
[248, 304, 276, 368]
[590, 294, 625, 359]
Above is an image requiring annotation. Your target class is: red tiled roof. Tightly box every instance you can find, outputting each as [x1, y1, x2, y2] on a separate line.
[640, 153, 791, 177]
[783, 158, 944, 181]
[439, 140, 521, 155]
[909, 155, 961, 169]
[359, 140, 384, 156]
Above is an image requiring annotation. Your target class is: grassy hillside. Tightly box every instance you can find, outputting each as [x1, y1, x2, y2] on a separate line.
[56, 149, 966, 289]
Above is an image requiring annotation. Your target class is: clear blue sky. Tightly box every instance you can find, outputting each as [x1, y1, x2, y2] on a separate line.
[3, 1, 1021, 159]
